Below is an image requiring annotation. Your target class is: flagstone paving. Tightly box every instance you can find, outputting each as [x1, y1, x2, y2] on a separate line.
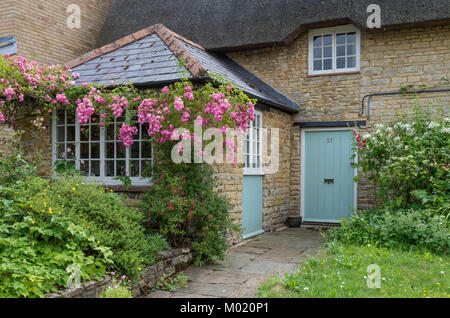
[146, 227, 322, 298]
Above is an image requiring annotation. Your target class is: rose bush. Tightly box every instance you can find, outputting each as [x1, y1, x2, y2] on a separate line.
[0, 54, 255, 163]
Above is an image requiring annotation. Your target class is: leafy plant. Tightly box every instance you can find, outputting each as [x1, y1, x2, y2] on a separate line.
[326, 207, 449, 254]
[29, 175, 153, 278]
[154, 272, 189, 292]
[352, 106, 449, 208]
[0, 173, 112, 297]
[146, 234, 170, 263]
[100, 272, 133, 298]
[141, 147, 237, 266]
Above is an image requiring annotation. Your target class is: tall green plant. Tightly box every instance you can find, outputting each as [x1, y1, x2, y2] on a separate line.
[141, 144, 237, 266]
[353, 105, 449, 208]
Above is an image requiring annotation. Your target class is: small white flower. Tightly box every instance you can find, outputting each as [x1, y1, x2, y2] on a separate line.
[304, 287, 309, 290]
[440, 271, 445, 274]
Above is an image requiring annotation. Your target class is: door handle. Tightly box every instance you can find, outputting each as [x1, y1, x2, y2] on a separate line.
[324, 178, 334, 184]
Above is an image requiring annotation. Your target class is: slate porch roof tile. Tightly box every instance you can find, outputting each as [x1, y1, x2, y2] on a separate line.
[68, 24, 299, 112]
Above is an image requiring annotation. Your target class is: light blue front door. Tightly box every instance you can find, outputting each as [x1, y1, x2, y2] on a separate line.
[242, 175, 264, 239]
[304, 130, 355, 223]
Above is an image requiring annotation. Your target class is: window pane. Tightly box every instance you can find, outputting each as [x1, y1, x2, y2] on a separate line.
[80, 127, 89, 141]
[57, 144, 65, 159]
[336, 45, 346, 57]
[313, 36, 322, 47]
[91, 125, 100, 141]
[323, 58, 332, 70]
[116, 143, 126, 159]
[336, 33, 346, 45]
[66, 144, 75, 159]
[131, 142, 140, 159]
[142, 142, 152, 159]
[67, 126, 75, 142]
[116, 160, 126, 176]
[323, 46, 332, 58]
[91, 143, 100, 159]
[107, 124, 115, 141]
[80, 160, 89, 176]
[313, 59, 322, 71]
[80, 143, 89, 159]
[130, 160, 140, 177]
[323, 34, 332, 46]
[57, 126, 65, 142]
[106, 160, 115, 177]
[347, 32, 356, 43]
[106, 142, 114, 158]
[91, 160, 100, 177]
[313, 48, 322, 58]
[347, 44, 355, 55]
[347, 56, 356, 68]
[337, 57, 346, 69]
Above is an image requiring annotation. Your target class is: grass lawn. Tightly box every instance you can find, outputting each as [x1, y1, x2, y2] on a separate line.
[257, 243, 449, 298]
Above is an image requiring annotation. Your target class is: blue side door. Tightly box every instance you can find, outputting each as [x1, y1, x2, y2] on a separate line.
[242, 175, 264, 239]
[303, 130, 355, 223]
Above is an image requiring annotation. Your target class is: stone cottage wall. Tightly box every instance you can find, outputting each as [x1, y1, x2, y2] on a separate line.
[229, 24, 450, 214]
[0, 0, 113, 65]
[261, 107, 292, 231]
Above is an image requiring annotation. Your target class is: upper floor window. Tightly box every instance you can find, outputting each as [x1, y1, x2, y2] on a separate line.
[308, 25, 360, 75]
[52, 110, 153, 186]
[244, 110, 263, 175]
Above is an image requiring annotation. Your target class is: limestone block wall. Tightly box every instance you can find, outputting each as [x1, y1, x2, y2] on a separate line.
[212, 162, 244, 245]
[261, 107, 292, 230]
[229, 24, 450, 213]
[0, 0, 113, 65]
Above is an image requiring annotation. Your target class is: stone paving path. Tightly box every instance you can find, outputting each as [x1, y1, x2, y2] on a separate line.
[146, 227, 322, 298]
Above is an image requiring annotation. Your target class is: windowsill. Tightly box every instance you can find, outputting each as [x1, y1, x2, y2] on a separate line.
[244, 169, 264, 176]
[307, 71, 360, 78]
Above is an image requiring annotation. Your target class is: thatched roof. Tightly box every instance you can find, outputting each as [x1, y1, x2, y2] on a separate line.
[97, 0, 450, 51]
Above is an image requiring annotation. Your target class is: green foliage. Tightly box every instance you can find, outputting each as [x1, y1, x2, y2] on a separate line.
[353, 106, 449, 208]
[0, 177, 111, 297]
[100, 273, 133, 298]
[326, 208, 449, 254]
[146, 233, 170, 263]
[30, 175, 153, 278]
[141, 144, 237, 266]
[257, 243, 449, 298]
[0, 153, 35, 186]
[154, 272, 189, 292]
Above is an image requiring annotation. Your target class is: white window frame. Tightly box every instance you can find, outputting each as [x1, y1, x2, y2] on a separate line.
[308, 24, 361, 76]
[243, 110, 263, 175]
[51, 110, 152, 186]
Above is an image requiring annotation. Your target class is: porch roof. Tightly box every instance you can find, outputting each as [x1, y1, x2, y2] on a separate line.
[67, 24, 299, 113]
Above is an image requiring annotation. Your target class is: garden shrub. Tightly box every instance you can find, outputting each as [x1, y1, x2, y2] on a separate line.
[100, 272, 133, 298]
[326, 207, 449, 254]
[353, 106, 449, 208]
[141, 145, 237, 266]
[26, 175, 153, 278]
[0, 177, 112, 297]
